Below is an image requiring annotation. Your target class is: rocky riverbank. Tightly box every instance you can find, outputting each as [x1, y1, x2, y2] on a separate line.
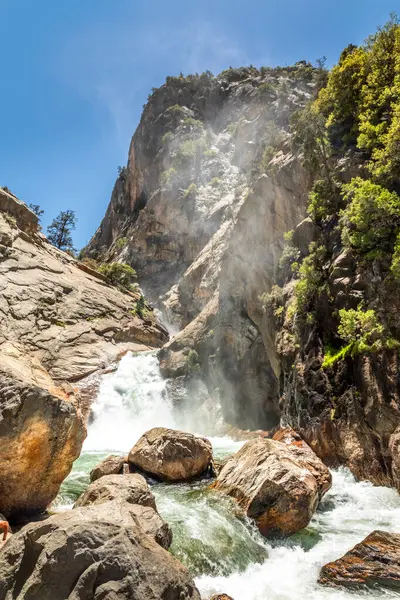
[0, 190, 168, 519]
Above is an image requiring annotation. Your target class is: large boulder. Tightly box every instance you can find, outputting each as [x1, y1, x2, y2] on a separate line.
[128, 427, 213, 482]
[0, 503, 200, 600]
[90, 455, 128, 482]
[0, 366, 85, 519]
[74, 473, 172, 549]
[271, 427, 332, 498]
[212, 436, 330, 537]
[319, 530, 400, 590]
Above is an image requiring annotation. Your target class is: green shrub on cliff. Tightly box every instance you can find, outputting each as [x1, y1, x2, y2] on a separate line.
[338, 308, 384, 349]
[183, 184, 198, 198]
[99, 262, 137, 289]
[294, 243, 326, 312]
[161, 168, 177, 187]
[340, 178, 400, 257]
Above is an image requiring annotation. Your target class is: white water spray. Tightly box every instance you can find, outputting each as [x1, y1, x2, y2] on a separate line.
[84, 352, 175, 452]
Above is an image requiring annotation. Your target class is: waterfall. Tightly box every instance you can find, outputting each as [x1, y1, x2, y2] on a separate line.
[83, 352, 176, 453]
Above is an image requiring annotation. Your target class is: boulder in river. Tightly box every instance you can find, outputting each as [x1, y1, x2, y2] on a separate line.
[90, 454, 128, 482]
[0, 502, 200, 600]
[74, 473, 172, 549]
[128, 427, 213, 481]
[0, 365, 85, 519]
[212, 436, 330, 537]
[319, 530, 400, 590]
[271, 427, 332, 498]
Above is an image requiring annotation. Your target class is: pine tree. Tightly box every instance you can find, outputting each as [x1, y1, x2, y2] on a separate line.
[47, 210, 77, 251]
[28, 204, 44, 219]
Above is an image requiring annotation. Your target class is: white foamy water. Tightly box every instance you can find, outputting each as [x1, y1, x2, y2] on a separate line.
[84, 352, 175, 452]
[61, 350, 400, 599]
[197, 468, 400, 599]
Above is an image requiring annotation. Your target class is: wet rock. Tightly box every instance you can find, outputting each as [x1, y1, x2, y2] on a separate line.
[128, 427, 213, 482]
[90, 454, 128, 481]
[0, 502, 200, 600]
[0, 366, 85, 519]
[74, 474, 172, 549]
[319, 530, 400, 590]
[212, 437, 324, 537]
[271, 427, 332, 498]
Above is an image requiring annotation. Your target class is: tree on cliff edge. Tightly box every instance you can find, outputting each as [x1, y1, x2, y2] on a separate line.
[47, 210, 77, 251]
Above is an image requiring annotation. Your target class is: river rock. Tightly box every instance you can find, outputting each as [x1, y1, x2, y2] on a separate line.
[0, 365, 85, 519]
[74, 474, 172, 549]
[0, 502, 200, 600]
[90, 454, 128, 481]
[271, 427, 332, 498]
[319, 530, 400, 590]
[212, 436, 325, 537]
[128, 427, 213, 481]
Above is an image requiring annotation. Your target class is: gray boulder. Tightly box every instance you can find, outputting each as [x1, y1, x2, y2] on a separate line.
[90, 455, 128, 482]
[0, 502, 200, 600]
[74, 474, 172, 549]
[128, 427, 213, 482]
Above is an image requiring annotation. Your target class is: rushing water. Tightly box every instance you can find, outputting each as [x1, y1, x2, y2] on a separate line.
[56, 352, 400, 600]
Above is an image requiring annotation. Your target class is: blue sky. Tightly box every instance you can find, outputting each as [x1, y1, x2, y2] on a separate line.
[0, 0, 397, 249]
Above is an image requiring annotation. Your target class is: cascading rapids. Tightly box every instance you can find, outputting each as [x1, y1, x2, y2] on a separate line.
[57, 350, 400, 600]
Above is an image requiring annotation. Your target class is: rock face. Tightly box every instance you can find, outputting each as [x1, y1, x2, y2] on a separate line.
[319, 531, 400, 590]
[74, 473, 172, 549]
[128, 427, 213, 481]
[0, 503, 200, 600]
[213, 436, 331, 537]
[90, 455, 128, 482]
[271, 248, 400, 488]
[0, 194, 168, 518]
[86, 66, 316, 430]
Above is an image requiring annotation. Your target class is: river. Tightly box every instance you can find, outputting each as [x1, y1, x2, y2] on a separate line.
[54, 351, 400, 599]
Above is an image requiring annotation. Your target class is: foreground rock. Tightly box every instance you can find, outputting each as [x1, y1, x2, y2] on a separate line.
[319, 531, 400, 590]
[90, 454, 128, 481]
[212, 436, 331, 537]
[74, 473, 172, 549]
[0, 366, 84, 519]
[0, 504, 200, 600]
[210, 596, 234, 600]
[128, 427, 213, 481]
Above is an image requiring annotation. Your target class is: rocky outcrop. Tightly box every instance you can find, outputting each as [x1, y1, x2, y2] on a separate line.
[128, 427, 213, 481]
[271, 248, 400, 488]
[0, 502, 200, 600]
[74, 473, 172, 549]
[319, 531, 400, 590]
[0, 196, 168, 518]
[86, 66, 317, 430]
[212, 435, 331, 537]
[90, 455, 128, 481]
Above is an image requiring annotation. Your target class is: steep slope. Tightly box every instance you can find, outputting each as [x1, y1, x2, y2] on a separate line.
[87, 64, 318, 428]
[0, 189, 168, 517]
[263, 19, 400, 488]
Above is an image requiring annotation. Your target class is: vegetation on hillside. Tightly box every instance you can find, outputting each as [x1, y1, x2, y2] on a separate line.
[272, 15, 400, 366]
